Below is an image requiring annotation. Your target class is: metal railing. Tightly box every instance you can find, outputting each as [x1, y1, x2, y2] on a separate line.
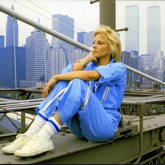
[90, 0, 100, 4]
[0, 4, 165, 86]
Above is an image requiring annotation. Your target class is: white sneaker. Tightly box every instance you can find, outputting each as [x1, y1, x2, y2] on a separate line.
[2, 134, 31, 154]
[14, 135, 54, 157]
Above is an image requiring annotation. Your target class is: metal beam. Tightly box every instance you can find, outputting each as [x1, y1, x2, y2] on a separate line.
[0, 4, 165, 86]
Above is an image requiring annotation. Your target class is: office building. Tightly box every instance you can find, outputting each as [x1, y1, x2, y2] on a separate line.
[147, 6, 161, 55]
[6, 5, 18, 47]
[125, 5, 139, 52]
[25, 29, 48, 88]
[0, 47, 25, 88]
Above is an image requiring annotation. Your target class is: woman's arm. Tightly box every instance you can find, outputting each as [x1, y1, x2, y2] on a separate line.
[42, 52, 98, 98]
[42, 70, 100, 98]
[55, 70, 100, 81]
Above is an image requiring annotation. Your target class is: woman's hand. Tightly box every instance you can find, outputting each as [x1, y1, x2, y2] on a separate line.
[84, 52, 98, 63]
[72, 52, 98, 71]
[42, 77, 57, 98]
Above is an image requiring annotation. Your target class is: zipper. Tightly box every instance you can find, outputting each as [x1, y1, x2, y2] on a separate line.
[81, 83, 90, 109]
[101, 85, 110, 104]
[93, 82, 99, 93]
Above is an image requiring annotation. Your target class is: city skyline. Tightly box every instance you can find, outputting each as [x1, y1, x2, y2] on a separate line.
[0, 3, 164, 89]
[0, 0, 99, 46]
[0, 0, 165, 55]
[116, 0, 165, 55]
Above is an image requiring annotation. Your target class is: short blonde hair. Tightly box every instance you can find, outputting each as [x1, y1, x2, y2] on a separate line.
[94, 25, 121, 62]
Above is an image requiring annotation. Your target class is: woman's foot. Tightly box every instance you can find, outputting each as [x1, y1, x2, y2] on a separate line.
[2, 134, 32, 154]
[14, 135, 54, 157]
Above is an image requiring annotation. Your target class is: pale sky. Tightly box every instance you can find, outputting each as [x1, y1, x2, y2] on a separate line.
[0, 0, 99, 44]
[0, 0, 165, 54]
[116, 0, 165, 55]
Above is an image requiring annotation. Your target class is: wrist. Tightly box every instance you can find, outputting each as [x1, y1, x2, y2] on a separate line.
[84, 53, 96, 63]
[77, 58, 86, 67]
[84, 56, 92, 64]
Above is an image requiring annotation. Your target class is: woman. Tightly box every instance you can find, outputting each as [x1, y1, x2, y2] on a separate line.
[2, 25, 127, 157]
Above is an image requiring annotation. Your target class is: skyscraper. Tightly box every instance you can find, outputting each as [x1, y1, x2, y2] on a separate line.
[6, 5, 18, 47]
[77, 31, 94, 48]
[50, 14, 74, 75]
[125, 5, 139, 52]
[147, 5, 161, 55]
[51, 14, 74, 48]
[25, 29, 48, 88]
[0, 47, 25, 88]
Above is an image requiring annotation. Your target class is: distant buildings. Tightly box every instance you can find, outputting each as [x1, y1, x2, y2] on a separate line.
[125, 5, 139, 52]
[122, 51, 141, 89]
[147, 6, 161, 55]
[0, 6, 25, 89]
[123, 5, 165, 89]
[51, 14, 74, 49]
[49, 14, 93, 78]
[0, 5, 164, 89]
[6, 5, 18, 47]
[77, 31, 94, 48]
[49, 14, 74, 77]
[0, 47, 25, 88]
[20, 29, 48, 88]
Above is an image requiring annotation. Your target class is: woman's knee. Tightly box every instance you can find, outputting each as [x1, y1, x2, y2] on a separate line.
[69, 79, 88, 98]
[50, 80, 68, 94]
[56, 80, 69, 88]
[70, 79, 86, 86]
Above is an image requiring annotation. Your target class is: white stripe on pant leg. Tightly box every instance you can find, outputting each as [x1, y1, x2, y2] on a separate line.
[41, 88, 66, 113]
[81, 83, 90, 109]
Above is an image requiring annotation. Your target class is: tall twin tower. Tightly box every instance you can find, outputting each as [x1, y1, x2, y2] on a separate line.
[125, 5, 160, 55]
[7, 4, 161, 56]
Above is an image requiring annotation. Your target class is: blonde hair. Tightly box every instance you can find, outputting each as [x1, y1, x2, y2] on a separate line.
[94, 25, 121, 62]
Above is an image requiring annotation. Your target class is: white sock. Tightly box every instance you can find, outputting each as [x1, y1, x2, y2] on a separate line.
[37, 117, 61, 139]
[24, 115, 46, 136]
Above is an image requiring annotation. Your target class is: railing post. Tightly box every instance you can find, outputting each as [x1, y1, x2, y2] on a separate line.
[133, 103, 145, 164]
[100, 0, 116, 29]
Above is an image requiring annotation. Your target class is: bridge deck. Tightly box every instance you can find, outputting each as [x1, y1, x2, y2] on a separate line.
[0, 114, 165, 164]
[0, 94, 164, 113]
[0, 93, 164, 164]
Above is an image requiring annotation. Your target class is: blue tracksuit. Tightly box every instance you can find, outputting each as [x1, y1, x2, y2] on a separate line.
[36, 59, 127, 142]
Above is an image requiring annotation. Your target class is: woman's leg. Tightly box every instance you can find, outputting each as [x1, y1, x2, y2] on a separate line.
[63, 91, 117, 142]
[14, 79, 117, 157]
[36, 80, 69, 120]
[33, 79, 88, 139]
[13, 79, 86, 157]
[77, 92, 117, 142]
[1, 81, 69, 154]
[24, 80, 69, 136]
[53, 79, 117, 142]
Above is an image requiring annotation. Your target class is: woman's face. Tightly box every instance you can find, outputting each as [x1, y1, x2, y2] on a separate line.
[92, 33, 110, 60]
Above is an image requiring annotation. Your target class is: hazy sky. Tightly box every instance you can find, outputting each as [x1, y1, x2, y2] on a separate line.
[0, 0, 165, 54]
[116, 0, 165, 54]
[0, 0, 99, 45]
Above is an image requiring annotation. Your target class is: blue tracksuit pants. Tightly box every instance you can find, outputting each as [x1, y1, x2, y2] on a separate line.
[36, 79, 116, 142]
